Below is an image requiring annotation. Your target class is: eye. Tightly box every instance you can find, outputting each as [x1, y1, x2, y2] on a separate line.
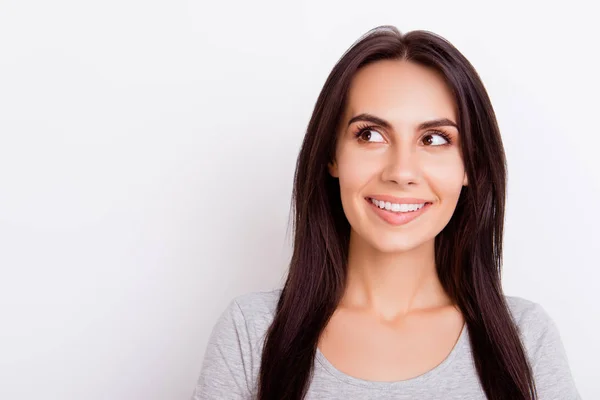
[354, 124, 385, 143]
[422, 131, 452, 146]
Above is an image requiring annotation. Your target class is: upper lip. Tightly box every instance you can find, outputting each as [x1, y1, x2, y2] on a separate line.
[366, 195, 432, 204]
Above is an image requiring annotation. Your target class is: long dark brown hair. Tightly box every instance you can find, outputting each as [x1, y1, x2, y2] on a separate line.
[258, 26, 537, 400]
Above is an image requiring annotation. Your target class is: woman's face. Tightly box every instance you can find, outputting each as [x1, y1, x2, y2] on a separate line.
[328, 59, 468, 254]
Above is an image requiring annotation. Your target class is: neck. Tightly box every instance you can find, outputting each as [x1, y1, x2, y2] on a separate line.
[340, 228, 452, 321]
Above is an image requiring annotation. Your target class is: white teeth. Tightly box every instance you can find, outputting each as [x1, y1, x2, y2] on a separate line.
[369, 198, 426, 213]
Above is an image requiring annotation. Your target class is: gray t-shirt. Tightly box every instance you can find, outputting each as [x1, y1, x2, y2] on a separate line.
[191, 288, 581, 399]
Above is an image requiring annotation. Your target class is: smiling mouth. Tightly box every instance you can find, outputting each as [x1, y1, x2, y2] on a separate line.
[365, 197, 433, 213]
[364, 197, 433, 226]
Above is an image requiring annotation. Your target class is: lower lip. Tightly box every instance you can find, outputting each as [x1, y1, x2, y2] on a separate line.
[366, 198, 432, 226]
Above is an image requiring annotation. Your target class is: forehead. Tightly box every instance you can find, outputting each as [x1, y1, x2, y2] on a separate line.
[344, 60, 457, 126]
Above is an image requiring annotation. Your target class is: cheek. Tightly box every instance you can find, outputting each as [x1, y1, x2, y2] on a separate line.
[424, 156, 465, 199]
[336, 151, 379, 191]
[335, 153, 380, 223]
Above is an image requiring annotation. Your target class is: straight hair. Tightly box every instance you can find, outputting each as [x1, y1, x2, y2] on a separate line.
[258, 26, 537, 400]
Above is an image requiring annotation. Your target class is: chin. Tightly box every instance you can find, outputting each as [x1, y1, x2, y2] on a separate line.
[365, 231, 431, 254]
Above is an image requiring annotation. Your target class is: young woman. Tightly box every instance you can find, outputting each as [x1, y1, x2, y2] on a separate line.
[192, 26, 581, 400]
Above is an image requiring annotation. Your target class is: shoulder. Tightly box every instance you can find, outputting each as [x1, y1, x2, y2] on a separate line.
[504, 295, 558, 342]
[504, 295, 581, 398]
[218, 287, 282, 347]
[504, 295, 557, 358]
[232, 287, 282, 318]
[191, 288, 283, 399]
[504, 294, 548, 330]
[202, 287, 283, 356]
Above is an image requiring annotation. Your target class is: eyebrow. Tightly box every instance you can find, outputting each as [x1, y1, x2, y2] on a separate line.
[347, 113, 459, 131]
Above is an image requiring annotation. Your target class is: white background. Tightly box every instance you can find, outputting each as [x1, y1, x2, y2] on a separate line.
[0, 0, 597, 399]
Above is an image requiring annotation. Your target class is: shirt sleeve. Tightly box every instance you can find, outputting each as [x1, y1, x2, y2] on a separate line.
[526, 303, 581, 400]
[191, 299, 254, 400]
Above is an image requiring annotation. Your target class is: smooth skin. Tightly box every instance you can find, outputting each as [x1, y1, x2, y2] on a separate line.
[321, 59, 469, 381]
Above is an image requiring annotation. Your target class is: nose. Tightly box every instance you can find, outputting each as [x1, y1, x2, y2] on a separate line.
[380, 144, 421, 186]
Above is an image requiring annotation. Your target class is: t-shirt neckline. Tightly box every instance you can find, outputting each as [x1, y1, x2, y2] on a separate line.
[314, 321, 469, 389]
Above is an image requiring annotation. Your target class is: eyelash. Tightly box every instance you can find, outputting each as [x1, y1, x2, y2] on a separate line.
[353, 123, 453, 146]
